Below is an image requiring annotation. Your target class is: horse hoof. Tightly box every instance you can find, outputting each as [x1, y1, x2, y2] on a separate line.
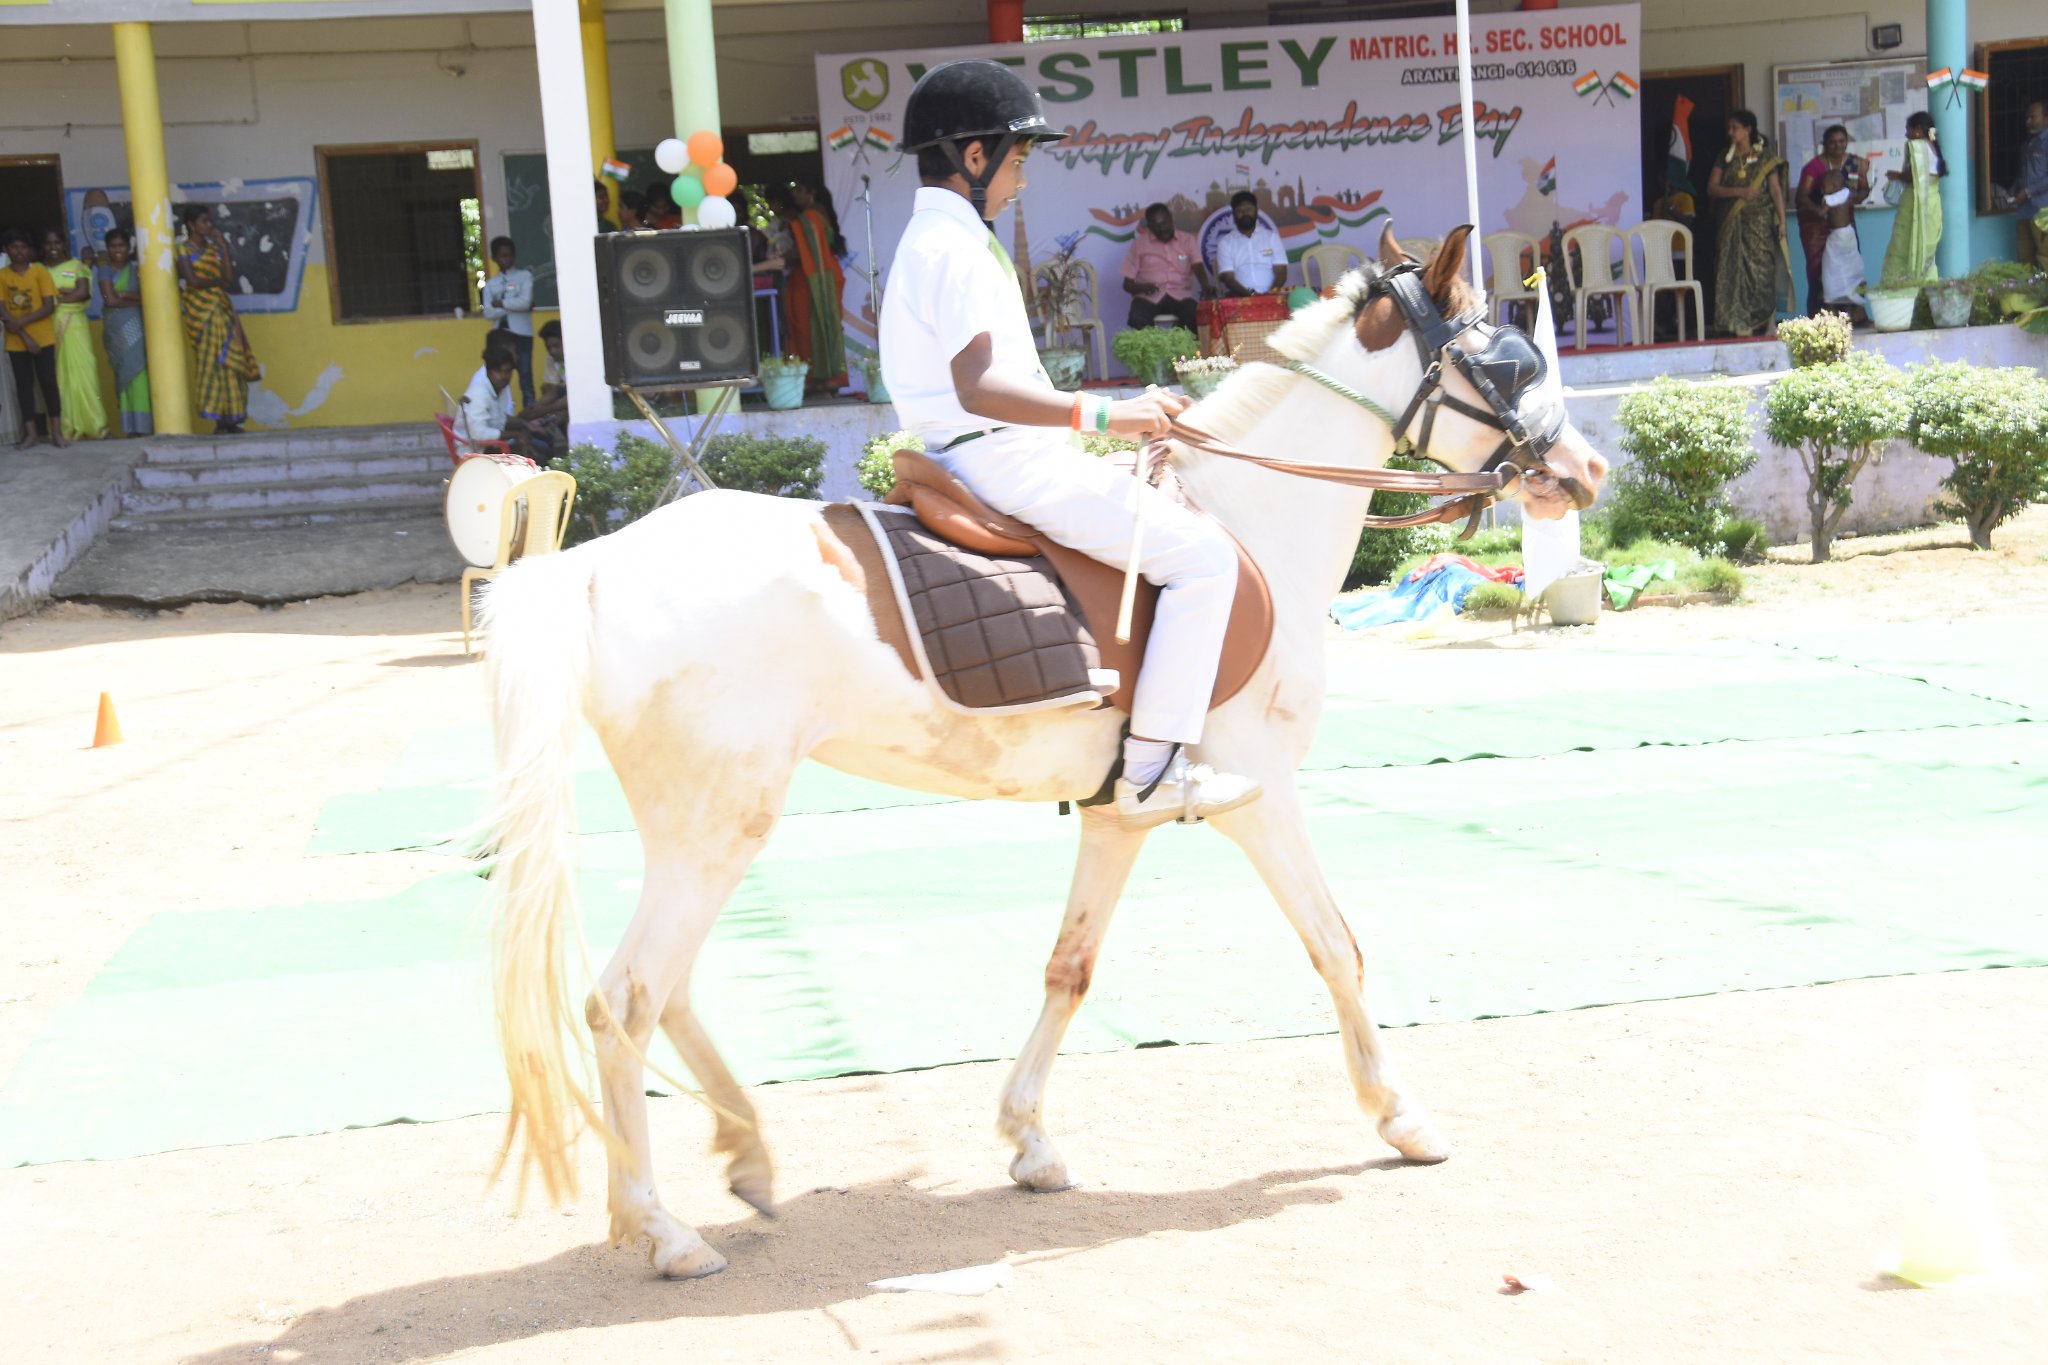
[729, 1175, 777, 1218]
[1009, 1150, 1078, 1192]
[1380, 1112, 1453, 1165]
[655, 1240, 729, 1280]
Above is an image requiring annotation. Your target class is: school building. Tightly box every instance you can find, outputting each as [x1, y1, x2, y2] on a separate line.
[0, 0, 2042, 437]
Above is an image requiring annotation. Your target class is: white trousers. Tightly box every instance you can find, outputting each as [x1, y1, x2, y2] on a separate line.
[937, 428, 1237, 744]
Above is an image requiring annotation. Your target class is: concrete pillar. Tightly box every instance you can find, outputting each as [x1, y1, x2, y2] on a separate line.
[531, 0, 609, 437]
[988, 0, 1024, 43]
[1928, 0, 1971, 275]
[111, 22, 191, 436]
[580, 0, 618, 222]
[664, 0, 720, 150]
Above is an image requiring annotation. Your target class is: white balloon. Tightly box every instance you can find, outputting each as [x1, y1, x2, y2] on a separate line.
[654, 138, 688, 174]
[694, 196, 738, 229]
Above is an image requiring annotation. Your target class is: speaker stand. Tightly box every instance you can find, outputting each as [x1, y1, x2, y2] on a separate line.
[620, 383, 729, 503]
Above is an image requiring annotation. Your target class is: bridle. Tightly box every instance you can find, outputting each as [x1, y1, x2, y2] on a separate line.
[1164, 260, 1575, 538]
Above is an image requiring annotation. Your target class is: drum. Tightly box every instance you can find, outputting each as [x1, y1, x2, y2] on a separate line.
[444, 453, 538, 568]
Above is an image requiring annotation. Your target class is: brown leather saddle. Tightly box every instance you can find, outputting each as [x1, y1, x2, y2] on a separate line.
[872, 448, 1273, 715]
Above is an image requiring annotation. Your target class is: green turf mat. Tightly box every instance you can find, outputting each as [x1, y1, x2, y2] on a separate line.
[308, 667, 2027, 856]
[1764, 619, 2048, 711]
[9, 722, 2047, 1166]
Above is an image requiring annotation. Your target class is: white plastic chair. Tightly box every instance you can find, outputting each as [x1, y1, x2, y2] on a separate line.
[1300, 242, 1364, 293]
[1480, 231, 1541, 328]
[1628, 220, 1705, 343]
[461, 470, 576, 654]
[1562, 224, 1640, 348]
[1041, 258, 1109, 382]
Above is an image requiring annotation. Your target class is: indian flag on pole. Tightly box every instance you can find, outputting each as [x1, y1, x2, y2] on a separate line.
[827, 126, 857, 151]
[1958, 69, 1989, 92]
[1537, 157, 1557, 195]
[599, 157, 631, 183]
[1573, 71, 1603, 97]
[1608, 71, 1638, 101]
[863, 127, 895, 153]
[1925, 67, 1953, 89]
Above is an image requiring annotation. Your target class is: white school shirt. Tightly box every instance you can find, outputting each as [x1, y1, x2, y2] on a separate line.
[459, 364, 511, 442]
[879, 186, 1045, 448]
[1215, 223, 1284, 292]
[482, 266, 535, 337]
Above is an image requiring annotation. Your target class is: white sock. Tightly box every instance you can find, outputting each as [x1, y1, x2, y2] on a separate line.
[1123, 737, 1177, 788]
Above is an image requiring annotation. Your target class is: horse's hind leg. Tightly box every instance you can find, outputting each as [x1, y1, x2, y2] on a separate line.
[1210, 780, 1452, 1163]
[589, 756, 794, 1278]
[657, 1001, 773, 1215]
[997, 805, 1150, 1191]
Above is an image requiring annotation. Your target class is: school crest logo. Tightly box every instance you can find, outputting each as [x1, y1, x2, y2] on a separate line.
[841, 59, 889, 112]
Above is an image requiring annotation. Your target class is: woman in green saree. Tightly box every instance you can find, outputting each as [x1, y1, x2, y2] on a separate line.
[1707, 108, 1794, 337]
[1880, 111, 1945, 288]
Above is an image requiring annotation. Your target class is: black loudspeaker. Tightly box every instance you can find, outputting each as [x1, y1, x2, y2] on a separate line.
[593, 228, 758, 388]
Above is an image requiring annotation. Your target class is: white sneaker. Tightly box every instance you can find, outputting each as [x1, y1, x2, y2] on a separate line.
[1115, 752, 1263, 829]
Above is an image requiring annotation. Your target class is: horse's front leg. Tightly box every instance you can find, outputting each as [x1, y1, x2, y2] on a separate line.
[997, 805, 1150, 1191]
[1210, 781, 1452, 1163]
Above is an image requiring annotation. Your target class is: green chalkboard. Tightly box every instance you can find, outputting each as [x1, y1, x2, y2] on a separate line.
[501, 148, 665, 310]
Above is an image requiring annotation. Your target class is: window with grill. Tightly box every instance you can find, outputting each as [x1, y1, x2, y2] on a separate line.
[317, 142, 484, 321]
[1976, 37, 2048, 212]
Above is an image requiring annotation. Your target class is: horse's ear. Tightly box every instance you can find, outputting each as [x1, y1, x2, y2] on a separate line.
[1377, 222, 1407, 267]
[1422, 225, 1474, 310]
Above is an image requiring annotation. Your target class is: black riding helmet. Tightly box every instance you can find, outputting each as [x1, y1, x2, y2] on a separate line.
[901, 59, 1066, 218]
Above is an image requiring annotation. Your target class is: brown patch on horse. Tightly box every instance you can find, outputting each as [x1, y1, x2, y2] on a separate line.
[1354, 294, 1405, 353]
[811, 518, 864, 591]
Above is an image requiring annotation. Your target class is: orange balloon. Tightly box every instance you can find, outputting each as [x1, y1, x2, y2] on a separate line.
[686, 131, 724, 168]
[701, 161, 738, 197]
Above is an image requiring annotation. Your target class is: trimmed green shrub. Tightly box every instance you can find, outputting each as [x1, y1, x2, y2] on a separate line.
[1762, 351, 1910, 562]
[549, 433, 675, 546]
[1904, 362, 2048, 550]
[696, 431, 825, 498]
[858, 429, 920, 498]
[1346, 452, 1456, 588]
[1716, 515, 1770, 562]
[1776, 311, 1853, 368]
[1607, 378, 1757, 556]
[1112, 326, 1199, 386]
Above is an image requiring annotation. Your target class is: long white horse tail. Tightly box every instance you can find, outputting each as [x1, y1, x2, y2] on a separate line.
[479, 548, 602, 1205]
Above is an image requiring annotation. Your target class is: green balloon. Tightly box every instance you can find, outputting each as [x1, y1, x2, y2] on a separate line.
[1287, 286, 1319, 312]
[672, 172, 706, 210]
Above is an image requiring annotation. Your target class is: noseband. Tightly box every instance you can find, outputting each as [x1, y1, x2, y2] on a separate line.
[1165, 261, 1572, 539]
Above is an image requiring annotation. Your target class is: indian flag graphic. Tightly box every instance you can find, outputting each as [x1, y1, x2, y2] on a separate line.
[1573, 71, 1603, 97]
[1608, 72, 1638, 100]
[1958, 69, 1989, 92]
[1537, 157, 1557, 195]
[1925, 67, 1952, 89]
[863, 127, 895, 153]
[827, 126, 857, 151]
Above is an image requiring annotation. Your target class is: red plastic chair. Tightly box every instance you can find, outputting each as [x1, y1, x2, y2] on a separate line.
[438, 412, 512, 466]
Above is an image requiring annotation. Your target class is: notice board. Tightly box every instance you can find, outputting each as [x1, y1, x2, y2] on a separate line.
[1773, 57, 1929, 205]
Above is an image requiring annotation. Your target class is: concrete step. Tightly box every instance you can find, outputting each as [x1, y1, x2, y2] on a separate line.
[112, 495, 445, 533]
[141, 423, 445, 467]
[132, 450, 444, 490]
[120, 469, 448, 518]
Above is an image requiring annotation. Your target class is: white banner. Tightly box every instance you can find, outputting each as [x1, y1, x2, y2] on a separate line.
[814, 4, 1641, 388]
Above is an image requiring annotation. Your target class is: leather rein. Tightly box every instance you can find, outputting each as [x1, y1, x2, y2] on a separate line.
[1155, 262, 1567, 539]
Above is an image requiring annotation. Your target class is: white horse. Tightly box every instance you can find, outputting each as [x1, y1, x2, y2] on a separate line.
[481, 229, 1608, 1278]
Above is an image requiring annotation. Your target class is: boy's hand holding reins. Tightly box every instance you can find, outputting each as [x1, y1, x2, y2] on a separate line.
[1107, 386, 1190, 443]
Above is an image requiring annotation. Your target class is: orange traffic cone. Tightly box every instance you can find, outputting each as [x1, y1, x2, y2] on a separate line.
[92, 692, 123, 748]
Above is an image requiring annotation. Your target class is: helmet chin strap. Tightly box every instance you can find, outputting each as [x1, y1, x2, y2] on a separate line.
[939, 132, 1021, 219]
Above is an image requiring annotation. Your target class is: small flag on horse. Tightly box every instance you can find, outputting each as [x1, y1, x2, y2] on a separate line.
[863, 127, 896, 153]
[1573, 71, 1603, 97]
[1537, 156, 1557, 196]
[827, 126, 858, 151]
[1925, 67, 1953, 89]
[1608, 71, 1639, 101]
[599, 158, 631, 183]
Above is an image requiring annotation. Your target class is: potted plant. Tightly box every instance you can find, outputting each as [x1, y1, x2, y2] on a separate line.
[1112, 325, 1198, 387]
[1173, 353, 1237, 401]
[1923, 278, 1974, 329]
[1032, 232, 1090, 392]
[860, 353, 890, 405]
[759, 353, 809, 410]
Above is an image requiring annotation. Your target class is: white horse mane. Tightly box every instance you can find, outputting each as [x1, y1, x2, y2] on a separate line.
[1181, 271, 1374, 445]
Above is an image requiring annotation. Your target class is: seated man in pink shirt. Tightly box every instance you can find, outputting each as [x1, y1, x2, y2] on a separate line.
[1119, 202, 1209, 331]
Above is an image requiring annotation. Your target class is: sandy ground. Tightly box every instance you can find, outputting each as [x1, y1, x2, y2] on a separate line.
[4, 509, 2047, 1363]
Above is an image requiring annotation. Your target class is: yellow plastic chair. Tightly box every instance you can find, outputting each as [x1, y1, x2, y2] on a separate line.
[1629, 220, 1705, 343]
[1480, 231, 1541, 327]
[1562, 224, 1640, 348]
[461, 470, 577, 654]
[1041, 257, 1110, 382]
[1396, 236, 1440, 265]
[1300, 241, 1365, 293]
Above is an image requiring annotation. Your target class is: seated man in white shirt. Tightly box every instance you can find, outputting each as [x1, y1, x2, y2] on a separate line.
[1214, 190, 1286, 296]
[458, 341, 517, 448]
[879, 59, 1261, 826]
